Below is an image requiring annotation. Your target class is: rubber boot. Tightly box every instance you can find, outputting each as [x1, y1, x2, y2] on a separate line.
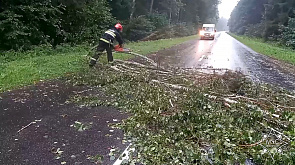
[108, 61, 114, 66]
[89, 58, 97, 67]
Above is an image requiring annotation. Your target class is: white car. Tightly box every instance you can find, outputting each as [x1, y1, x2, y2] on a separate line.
[200, 24, 216, 40]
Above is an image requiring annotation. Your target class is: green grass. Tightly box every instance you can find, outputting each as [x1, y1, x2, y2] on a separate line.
[0, 35, 197, 92]
[229, 33, 295, 65]
[113, 35, 197, 60]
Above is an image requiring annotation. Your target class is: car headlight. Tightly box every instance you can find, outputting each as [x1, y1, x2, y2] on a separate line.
[200, 31, 205, 35]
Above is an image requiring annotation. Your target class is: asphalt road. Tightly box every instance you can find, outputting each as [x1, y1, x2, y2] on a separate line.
[0, 80, 128, 165]
[154, 32, 295, 91]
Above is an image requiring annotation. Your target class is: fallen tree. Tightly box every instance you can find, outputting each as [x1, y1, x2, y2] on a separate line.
[68, 58, 295, 164]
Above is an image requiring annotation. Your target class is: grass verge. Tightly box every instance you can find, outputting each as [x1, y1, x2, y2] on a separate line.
[112, 35, 197, 60]
[0, 35, 197, 92]
[229, 33, 295, 65]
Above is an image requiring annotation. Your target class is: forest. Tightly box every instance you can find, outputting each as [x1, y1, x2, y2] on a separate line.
[228, 0, 295, 49]
[0, 0, 220, 51]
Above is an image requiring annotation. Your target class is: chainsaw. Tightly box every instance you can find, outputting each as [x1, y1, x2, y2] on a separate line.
[113, 45, 157, 66]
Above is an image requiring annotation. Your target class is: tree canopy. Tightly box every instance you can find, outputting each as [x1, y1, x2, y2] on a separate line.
[0, 0, 220, 50]
[228, 0, 295, 48]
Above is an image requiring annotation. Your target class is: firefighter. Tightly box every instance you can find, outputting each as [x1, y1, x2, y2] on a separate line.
[89, 23, 124, 67]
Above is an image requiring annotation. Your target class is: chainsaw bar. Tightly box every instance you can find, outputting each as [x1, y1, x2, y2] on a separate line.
[114, 48, 157, 66]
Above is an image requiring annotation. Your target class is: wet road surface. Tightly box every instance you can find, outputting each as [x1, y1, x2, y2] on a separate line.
[154, 32, 295, 91]
[1, 32, 295, 165]
[0, 80, 128, 165]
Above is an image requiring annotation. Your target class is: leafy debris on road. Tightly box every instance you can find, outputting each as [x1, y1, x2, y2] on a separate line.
[17, 119, 42, 133]
[70, 121, 93, 132]
[87, 154, 103, 164]
[51, 147, 64, 160]
[67, 59, 295, 164]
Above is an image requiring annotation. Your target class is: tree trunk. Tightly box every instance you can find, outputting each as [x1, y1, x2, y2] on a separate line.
[149, 0, 154, 14]
[178, 8, 181, 23]
[169, 8, 172, 25]
[169, 1, 172, 25]
[130, 0, 136, 19]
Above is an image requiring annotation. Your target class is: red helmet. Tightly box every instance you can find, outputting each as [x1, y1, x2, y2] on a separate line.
[115, 23, 123, 32]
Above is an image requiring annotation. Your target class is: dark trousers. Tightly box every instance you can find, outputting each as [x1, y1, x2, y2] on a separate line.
[89, 41, 113, 66]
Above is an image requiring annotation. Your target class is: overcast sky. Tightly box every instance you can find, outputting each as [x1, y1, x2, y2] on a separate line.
[218, 0, 240, 19]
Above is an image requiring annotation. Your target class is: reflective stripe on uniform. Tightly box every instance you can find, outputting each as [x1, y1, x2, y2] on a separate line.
[105, 30, 116, 38]
[100, 38, 110, 44]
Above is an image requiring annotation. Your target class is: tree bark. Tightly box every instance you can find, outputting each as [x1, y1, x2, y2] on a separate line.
[178, 8, 181, 23]
[130, 0, 136, 19]
[169, 2, 172, 26]
[149, 0, 154, 14]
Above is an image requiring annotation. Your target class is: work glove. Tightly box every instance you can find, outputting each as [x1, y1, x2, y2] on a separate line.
[114, 44, 124, 52]
[114, 44, 120, 50]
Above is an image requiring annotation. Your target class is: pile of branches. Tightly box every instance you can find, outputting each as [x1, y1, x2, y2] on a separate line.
[69, 59, 295, 164]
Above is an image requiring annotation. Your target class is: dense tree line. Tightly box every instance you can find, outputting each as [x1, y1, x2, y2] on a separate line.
[0, 0, 114, 50]
[228, 0, 295, 48]
[0, 0, 219, 51]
